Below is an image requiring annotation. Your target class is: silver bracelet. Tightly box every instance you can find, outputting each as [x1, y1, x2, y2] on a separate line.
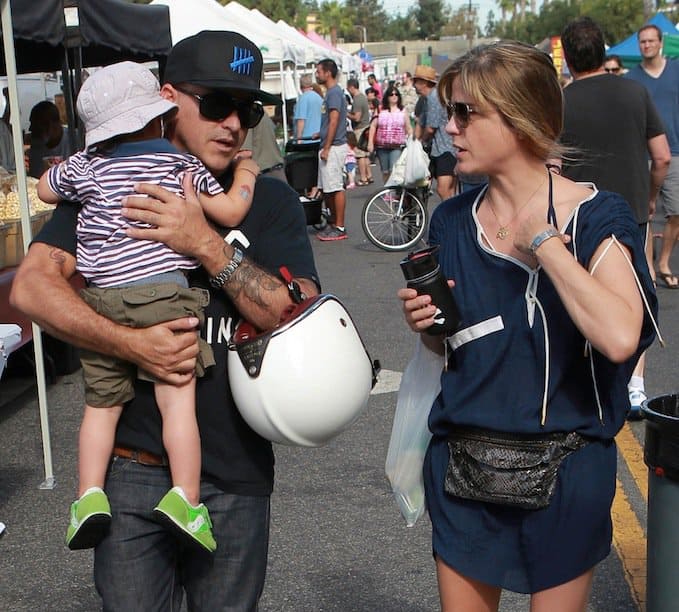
[529, 228, 560, 255]
[209, 247, 244, 289]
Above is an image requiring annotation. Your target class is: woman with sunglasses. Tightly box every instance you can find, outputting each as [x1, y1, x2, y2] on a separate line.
[367, 86, 412, 182]
[398, 41, 658, 611]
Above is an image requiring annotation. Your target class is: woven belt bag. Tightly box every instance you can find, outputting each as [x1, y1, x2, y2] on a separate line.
[444, 427, 589, 510]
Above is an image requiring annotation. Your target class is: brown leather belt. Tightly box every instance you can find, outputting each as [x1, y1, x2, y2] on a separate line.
[112, 446, 168, 467]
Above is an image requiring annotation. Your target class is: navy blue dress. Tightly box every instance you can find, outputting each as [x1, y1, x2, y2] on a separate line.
[424, 185, 658, 593]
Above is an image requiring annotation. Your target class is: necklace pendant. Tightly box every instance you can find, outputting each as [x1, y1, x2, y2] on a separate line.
[496, 226, 510, 240]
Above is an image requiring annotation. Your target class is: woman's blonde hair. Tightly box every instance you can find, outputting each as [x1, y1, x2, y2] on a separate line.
[438, 41, 565, 161]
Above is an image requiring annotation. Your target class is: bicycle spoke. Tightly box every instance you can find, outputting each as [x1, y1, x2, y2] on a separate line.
[362, 188, 428, 251]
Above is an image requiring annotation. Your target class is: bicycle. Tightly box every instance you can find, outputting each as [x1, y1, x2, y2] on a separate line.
[361, 182, 431, 251]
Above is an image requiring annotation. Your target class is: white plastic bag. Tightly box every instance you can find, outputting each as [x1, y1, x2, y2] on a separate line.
[404, 137, 431, 186]
[385, 336, 444, 527]
[384, 147, 408, 187]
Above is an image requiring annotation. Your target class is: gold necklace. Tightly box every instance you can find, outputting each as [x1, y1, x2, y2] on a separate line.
[485, 177, 547, 240]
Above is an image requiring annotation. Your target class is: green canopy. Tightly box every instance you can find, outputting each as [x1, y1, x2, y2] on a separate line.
[663, 34, 679, 58]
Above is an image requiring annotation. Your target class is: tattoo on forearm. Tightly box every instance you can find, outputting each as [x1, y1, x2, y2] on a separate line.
[225, 258, 283, 309]
[48, 247, 67, 266]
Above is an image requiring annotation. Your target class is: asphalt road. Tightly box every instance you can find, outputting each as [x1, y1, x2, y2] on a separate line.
[0, 177, 677, 611]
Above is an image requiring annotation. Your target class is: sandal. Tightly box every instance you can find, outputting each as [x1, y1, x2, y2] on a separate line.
[356, 179, 369, 186]
[657, 271, 679, 289]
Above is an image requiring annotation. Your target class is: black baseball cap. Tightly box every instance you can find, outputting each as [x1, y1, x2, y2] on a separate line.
[163, 31, 281, 106]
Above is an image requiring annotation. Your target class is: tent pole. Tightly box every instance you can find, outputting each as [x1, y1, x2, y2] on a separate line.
[0, 0, 55, 490]
[61, 52, 78, 153]
[280, 59, 288, 145]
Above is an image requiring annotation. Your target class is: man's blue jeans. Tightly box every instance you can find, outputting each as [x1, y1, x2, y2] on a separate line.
[94, 457, 270, 611]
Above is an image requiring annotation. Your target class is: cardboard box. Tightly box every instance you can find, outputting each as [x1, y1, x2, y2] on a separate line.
[2, 210, 52, 268]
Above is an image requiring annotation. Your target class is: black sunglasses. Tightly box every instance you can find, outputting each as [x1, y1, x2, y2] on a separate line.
[446, 101, 477, 128]
[604, 67, 622, 73]
[175, 88, 264, 129]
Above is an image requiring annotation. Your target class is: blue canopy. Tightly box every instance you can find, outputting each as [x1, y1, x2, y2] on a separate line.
[607, 13, 679, 67]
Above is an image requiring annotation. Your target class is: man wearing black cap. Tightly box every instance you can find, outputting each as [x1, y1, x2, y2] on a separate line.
[11, 31, 319, 610]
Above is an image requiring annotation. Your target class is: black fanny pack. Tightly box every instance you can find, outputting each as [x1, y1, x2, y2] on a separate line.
[444, 427, 590, 510]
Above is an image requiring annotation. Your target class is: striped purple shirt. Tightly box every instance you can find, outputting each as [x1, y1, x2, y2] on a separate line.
[46, 139, 224, 287]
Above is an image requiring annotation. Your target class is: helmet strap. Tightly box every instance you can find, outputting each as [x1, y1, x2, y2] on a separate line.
[279, 266, 306, 304]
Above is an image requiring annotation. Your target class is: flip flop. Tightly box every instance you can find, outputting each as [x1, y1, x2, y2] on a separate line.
[657, 271, 679, 289]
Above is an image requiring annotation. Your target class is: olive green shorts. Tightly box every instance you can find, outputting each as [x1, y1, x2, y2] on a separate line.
[79, 282, 215, 408]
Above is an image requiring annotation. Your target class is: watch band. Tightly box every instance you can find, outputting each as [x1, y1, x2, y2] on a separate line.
[529, 228, 560, 255]
[209, 247, 244, 289]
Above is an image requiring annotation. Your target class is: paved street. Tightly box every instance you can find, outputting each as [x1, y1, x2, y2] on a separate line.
[0, 177, 676, 611]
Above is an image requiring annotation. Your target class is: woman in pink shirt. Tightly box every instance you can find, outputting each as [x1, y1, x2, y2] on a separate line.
[368, 85, 412, 182]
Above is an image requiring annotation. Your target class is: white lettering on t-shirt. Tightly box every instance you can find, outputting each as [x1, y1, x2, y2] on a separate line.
[205, 316, 234, 345]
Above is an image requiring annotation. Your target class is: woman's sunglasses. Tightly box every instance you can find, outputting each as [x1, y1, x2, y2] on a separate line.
[446, 101, 477, 128]
[176, 88, 265, 129]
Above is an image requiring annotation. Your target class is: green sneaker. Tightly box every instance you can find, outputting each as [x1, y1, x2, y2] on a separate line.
[153, 487, 216, 553]
[65, 487, 112, 550]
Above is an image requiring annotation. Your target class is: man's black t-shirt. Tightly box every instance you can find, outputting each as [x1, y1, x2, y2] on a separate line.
[37, 175, 319, 496]
[561, 73, 666, 223]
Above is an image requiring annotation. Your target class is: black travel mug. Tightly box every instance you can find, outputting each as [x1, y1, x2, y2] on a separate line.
[400, 245, 460, 336]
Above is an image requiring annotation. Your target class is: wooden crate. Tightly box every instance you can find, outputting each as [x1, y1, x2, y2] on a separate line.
[1, 211, 53, 268]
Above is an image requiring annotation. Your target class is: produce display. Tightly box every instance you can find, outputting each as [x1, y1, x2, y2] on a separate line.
[0, 173, 54, 268]
[0, 174, 54, 220]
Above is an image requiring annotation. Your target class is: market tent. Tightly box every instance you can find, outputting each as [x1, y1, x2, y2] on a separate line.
[0, 0, 171, 489]
[0, 0, 171, 75]
[305, 29, 361, 73]
[220, 1, 306, 65]
[607, 13, 679, 67]
[152, 0, 291, 65]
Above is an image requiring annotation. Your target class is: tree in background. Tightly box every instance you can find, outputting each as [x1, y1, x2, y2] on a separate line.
[486, 0, 650, 45]
[315, 0, 356, 45]
[345, 0, 389, 42]
[442, 6, 480, 46]
[414, 0, 448, 39]
[384, 10, 419, 41]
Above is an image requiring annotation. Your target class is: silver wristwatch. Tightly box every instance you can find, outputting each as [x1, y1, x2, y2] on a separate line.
[209, 247, 244, 289]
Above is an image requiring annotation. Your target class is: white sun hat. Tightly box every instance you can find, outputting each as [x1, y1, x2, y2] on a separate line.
[77, 61, 177, 148]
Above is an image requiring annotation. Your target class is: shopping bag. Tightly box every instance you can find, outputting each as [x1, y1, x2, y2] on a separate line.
[404, 137, 431, 186]
[385, 336, 444, 527]
[384, 147, 408, 187]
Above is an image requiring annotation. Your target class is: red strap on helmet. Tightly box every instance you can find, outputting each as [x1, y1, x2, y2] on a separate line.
[279, 266, 305, 304]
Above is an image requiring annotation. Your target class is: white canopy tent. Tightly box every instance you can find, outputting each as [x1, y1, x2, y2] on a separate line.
[221, 2, 306, 66]
[151, 0, 297, 138]
[151, 0, 296, 66]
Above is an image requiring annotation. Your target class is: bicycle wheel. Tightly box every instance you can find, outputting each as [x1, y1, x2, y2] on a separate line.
[361, 187, 428, 251]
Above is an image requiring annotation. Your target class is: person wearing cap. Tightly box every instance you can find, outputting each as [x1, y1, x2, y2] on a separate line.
[36, 60, 264, 554]
[413, 64, 458, 200]
[11, 31, 319, 609]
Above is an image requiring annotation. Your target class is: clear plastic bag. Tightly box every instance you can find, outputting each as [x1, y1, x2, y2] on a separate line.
[385, 336, 444, 527]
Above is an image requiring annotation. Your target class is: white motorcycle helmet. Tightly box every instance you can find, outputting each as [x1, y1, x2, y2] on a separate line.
[228, 294, 379, 447]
